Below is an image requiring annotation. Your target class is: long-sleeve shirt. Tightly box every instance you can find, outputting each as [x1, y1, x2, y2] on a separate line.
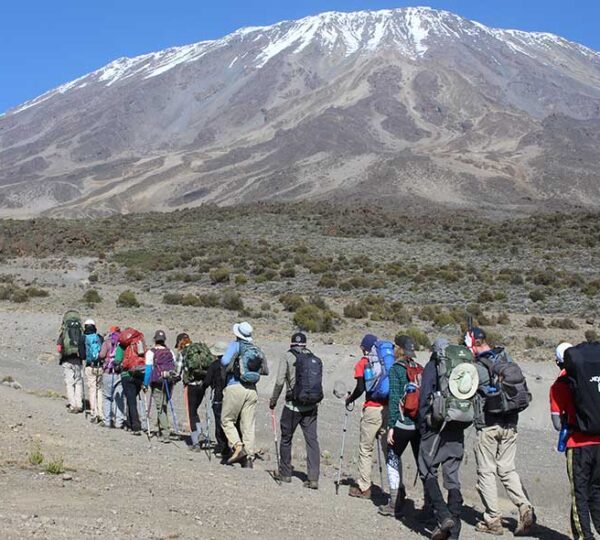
[201, 359, 226, 403]
[387, 360, 414, 430]
[271, 346, 316, 412]
[221, 340, 268, 386]
[418, 359, 438, 436]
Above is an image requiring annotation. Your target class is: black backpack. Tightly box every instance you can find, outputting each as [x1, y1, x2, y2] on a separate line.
[290, 348, 323, 406]
[478, 348, 531, 415]
[565, 342, 600, 434]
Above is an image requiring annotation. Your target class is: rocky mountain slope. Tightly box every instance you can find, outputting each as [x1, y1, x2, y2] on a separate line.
[1, 7, 600, 217]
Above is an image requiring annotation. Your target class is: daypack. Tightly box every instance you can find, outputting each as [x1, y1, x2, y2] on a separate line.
[150, 348, 176, 384]
[290, 348, 324, 405]
[365, 340, 395, 400]
[234, 341, 264, 384]
[119, 327, 146, 372]
[398, 358, 424, 420]
[431, 344, 477, 429]
[183, 342, 215, 384]
[564, 342, 600, 435]
[61, 310, 82, 358]
[85, 333, 102, 366]
[478, 348, 531, 415]
[105, 331, 121, 371]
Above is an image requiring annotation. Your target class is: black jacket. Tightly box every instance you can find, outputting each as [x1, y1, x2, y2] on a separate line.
[201, 359, 226, 403]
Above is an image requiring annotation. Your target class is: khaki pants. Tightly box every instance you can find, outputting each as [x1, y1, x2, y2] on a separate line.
[357, 405, 388, 492]
[63, 361, 83, 410]
[475, 425, 531, 522]
[84, 366, 104, 420]
[221, 384, 258, 456]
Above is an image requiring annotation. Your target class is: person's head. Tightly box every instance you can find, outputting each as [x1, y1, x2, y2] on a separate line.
[431, 338, 449, 362]
[360, 334, 378, 354]
[175, 332, 191, 350]
[394, 335, 416, 359]
[233, 321, 253, 342]
[153, 329, 167, 346]
[210, 341, 228, 359]
[291, 332, 307, 348]
[84, 318, 96, 331]
[469, 327, 490, 356]
[555, 342, 573, 368]
[109, 325, 120, 334]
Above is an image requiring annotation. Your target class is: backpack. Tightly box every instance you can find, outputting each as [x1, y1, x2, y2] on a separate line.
[365, 340, 395, 400]
[234, 341, 264, 384]
[61, 310, 82, 358]
[398, 358, 424, 420]
[119, 328, 146, 372]
[431, 344, 477, 429]
[183, 342, 215, 384]
[85, 333, 102, 366]
[290, 348, 323, 405]
[105, 331, 121, 371]
[478, 348, 531, 415]
[564, 342, 600, 435]
[150, 348, 176, 384]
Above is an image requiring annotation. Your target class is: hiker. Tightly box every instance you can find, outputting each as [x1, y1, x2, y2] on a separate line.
[98, 325, 126, 428]
[269, 332, 323, 489]
[468, 327, 535, 535]
[80, 319, 104, 423]
[143, 330, 178, 442]
[551, 341, 600, 539]
[221, 322, 269, 467]
[418, 338, 478, 540]
[201, 342, 229, 458]
[345, 334, 389, 499]
[115, 327, 147, 436]
[379, 335, 423, 517]
[57, 310, 84, 413]
[177, 333, 215, 451]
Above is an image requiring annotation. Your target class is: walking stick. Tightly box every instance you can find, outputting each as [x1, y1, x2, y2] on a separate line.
[108, 371, 115, 426]
[376, 436, 386, 494]
[139, 390, 152, 442]
[163, 378, 180, 435]
[270, 409, 281, 486]
[204, 395, 212, 461]
[82, 366, 88, 418]
[335, 404, 351, 495]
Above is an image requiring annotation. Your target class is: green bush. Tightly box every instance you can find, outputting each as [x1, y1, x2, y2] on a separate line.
[529, 289, 546, 303]
[293, 304, 334, 333]
[163, 293, 184, 305]
[222, 290, 244, 311]
[279, 266, 296, 278]
[343, 302, 368, 319]
[526, 316, 545, 329]
[181, 294, 201, 307]
[524, 335, 544, 348]
[235, 274, 248, 285]
[433, 312, 455, 328]
[279, 293, 305, 312]
[11, 289, 29, 303]
[199, 293, 220, 308]
[27, 287, 49, 298]
[209, 267, 230, 284]
[496, 312, 511, 325]
[549, 318, 578, 330]
[318, 274, 338, 288]
[82, 289, 102, 305]
[116, 290, 140, 308]
[477, 290, 495, 303]
[585, 330, 599, 343]
[45, 458, 65, 475]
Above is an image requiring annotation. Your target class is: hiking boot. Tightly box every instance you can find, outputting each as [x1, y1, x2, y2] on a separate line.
[189, 444, 202, 452]
[241, 456, 253, 469]
[430, 517, 455, 540]
[303, 480, 319, 490]
[273, 473, 292, 483]
[378, 489, 398, 517]
[475, 518, 504, 536]
[227, 443, 247, 465]
[131, 430, 142, 437]
[515, 505, 536, 536]
[348, 485, 371, 499]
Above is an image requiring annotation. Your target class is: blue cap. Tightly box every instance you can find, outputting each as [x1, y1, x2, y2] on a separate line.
[471, 327, 486, 340]
[360, 334, 378, 352]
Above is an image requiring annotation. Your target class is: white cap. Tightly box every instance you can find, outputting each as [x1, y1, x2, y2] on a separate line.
[84, 319, 96, 327]
[233, 322, 253, 342]
[555, 342, 573, 364]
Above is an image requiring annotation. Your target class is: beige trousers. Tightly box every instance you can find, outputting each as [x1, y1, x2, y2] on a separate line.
[474, 425, 531, 522]
[357, 405, 388, 492]
[221, 384, 258, 456]
[84, 366, 104, 420]
[63, 361, 83, 410]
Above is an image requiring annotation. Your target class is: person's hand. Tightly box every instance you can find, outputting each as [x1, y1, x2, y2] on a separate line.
[464, 331, 473, 350]
[387, 428, 394, 446]
[142, 385, 148, 393]
[345, 395, 352, 407]
[269, 397, 277, 410]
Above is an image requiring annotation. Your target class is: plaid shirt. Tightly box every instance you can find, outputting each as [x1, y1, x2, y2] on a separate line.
[387, 360, 414, 429]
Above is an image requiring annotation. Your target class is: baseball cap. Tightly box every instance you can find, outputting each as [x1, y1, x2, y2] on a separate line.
[395, 335, 416, 357]
[360, 334, 378, 352]
[291, 332, 307, 345]
[153, 330, 167, 342]
[471, 327, 486, 341]
[84, 319, 96, 327]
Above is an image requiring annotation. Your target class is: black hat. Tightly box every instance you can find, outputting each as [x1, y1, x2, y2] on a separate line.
[395, 335, 416, 357]
[471, 327, 486, 341]
[154, 330, 167, 342]
[291, 332, 307, 345]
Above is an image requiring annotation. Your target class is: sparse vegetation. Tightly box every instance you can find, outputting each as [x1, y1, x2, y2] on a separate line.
[82, 289, 102, 305]
[29, 443, 44, 466]
[45, 457, 65, 475]
[116, 290, 140, 308]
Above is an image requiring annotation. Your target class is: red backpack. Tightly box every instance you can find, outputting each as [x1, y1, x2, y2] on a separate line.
[399, 358, 424, 420]
[119, 328, 146, 371]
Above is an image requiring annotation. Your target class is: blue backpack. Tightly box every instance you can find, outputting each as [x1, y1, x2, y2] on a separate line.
[365, 340, 395, 399]
[85, 333, 102, 366]
[236, 341, 264, 384]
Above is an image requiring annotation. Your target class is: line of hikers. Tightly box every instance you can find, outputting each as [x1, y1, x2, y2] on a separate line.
[56, 309, 600, 539]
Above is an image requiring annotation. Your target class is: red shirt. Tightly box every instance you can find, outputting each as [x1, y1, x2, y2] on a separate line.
[354, 357, 388, 408]
[549, 369, 600, 448]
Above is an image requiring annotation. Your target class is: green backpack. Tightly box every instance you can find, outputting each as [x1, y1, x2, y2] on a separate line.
[431, 344, 478, 429]
[183, 342, 215, 384]
[61, 310, 82, 358]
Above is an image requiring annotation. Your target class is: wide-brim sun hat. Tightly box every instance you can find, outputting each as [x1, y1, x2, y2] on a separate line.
[449, 363, 479, 400]
[233, 322, 253, 342]
[210, 341, 229, 357]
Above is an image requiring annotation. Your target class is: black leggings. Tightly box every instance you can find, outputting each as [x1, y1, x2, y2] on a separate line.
[122, 376, 143, 432]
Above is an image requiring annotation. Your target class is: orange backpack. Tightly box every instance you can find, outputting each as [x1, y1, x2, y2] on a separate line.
[399, 359, 424, 420]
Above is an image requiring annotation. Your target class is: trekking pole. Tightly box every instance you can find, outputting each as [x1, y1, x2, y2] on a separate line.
[376, 436, 385, 493]
[139, 391, 152, 442]
[108, 371, 115, 426]
[82, 367, 88, 418]
[205, 396, 212, 461]
[270, 409, 281, 486]
[335, 398, 353, 495]
[163, 378, 180, 435]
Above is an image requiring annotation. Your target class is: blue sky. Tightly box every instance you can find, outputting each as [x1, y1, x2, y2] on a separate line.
[1, 0, 599, 113]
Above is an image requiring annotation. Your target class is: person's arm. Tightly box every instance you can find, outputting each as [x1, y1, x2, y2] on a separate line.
[346, 378, 365, 405]
[200, 362, 215, 392]
[417, 361, 436, 435]
[143, 350, 154, 387]
[550, 378, 567, 431]
[260, 351, 269, 377]
[270, 353, 290, 408]
[220, 342, 239, 368]
[79, 335, 86, 361]
[98, 339, 110, 361]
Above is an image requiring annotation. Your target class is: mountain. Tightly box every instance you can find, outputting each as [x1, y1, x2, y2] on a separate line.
[2, 7, 600, 217]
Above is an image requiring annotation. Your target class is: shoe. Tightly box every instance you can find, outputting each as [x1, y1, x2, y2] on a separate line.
[131, 430, 142, 437]
[475, 519, 504, 536]
[348, 485, 372, 499]
[241, 456, 254, 469]
[189, 444, 202, 452]
[430, 517, 455, 540]
[303, 480, 319, 490]
[273, 472, 292, 483]
[227, 443, 247, 465]
[515, 506, 535, 536]
[100, 423, 112, 429]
